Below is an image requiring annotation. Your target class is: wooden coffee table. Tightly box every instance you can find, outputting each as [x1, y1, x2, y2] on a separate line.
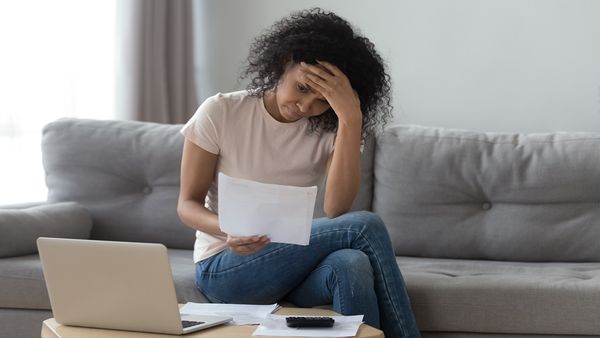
[41, 306, 384, 338]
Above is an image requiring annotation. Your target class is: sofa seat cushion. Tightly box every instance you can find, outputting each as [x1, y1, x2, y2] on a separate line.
[399, 256, 600, 335]
[168, 249, 209, 303]
[0, 249, 206, 310]
[0, 254, 49, 309]
[0, 308, 53, 338]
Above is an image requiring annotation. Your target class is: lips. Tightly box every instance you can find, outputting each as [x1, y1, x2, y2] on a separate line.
[285, 106, 303, 119]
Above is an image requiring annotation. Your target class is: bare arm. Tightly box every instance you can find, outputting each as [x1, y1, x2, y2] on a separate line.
[323, 118, 362, 218]
[177, 139, 223, 236]
[177, 139, 269, 254]
[300, 61, 363, 217]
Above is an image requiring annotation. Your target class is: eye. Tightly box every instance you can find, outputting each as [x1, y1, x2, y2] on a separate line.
[297, 83, 309, 93]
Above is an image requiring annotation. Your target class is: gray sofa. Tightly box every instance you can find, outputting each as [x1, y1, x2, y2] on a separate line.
[1, 117, 599, 338]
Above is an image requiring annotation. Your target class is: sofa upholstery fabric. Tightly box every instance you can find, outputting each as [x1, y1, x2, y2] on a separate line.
[398, 256, 600, 335]
[0, 202, 92, 258]
[42, 119, 195, 249]
[0, 308, 53, 338]
[375, 125, 600, 262]
[0, 254, 49, 309]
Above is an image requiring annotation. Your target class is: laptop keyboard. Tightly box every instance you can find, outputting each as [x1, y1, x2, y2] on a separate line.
[182, 320, 205, 328]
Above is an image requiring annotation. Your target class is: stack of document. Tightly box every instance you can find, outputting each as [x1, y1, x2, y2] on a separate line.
[253, 314, 364, 337]
[180, 302, 281, 325]
[180, 302, 364, 337]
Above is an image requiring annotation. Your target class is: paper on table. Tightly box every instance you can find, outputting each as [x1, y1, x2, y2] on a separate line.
[180, 302, 281, 325]
[252, 314, 364, 337]
[218, 173, 318, 245]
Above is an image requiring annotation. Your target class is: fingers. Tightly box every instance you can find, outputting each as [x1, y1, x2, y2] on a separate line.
[316, 60, 343, 77]
[302, 72, 330, 93]
[299, 64, 333, 95]
[226, 235, 270, 256]
[300, 62, 335, 80]
[299, 61, 349, 96]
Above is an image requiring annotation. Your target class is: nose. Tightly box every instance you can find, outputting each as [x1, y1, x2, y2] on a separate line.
[296, 97, 315, 113]
[296, 101, 306, 113]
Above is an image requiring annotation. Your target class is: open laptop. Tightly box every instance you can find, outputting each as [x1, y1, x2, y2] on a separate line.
[37, 237, 232, 334]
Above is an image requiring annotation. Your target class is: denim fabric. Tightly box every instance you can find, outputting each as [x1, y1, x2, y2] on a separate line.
[196, 211, 421, 337]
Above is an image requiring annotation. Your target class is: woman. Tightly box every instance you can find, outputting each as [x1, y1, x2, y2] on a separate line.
[177, 8, 420, 337]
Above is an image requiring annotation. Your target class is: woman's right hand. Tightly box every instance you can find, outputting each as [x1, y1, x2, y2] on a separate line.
[226, 234, 270, 256]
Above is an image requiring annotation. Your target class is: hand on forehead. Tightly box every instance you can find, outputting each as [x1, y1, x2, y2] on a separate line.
[298, 61, 334, 76]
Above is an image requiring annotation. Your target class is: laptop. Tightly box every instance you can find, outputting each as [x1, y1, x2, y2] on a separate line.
[37, 237, 232, 334]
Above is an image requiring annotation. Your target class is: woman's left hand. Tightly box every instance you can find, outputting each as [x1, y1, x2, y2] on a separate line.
[299, 61, 362, 126]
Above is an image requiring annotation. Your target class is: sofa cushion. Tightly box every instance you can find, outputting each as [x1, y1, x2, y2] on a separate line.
[375, 125, 600, 262]
[0, 254, 49, 309]
[0, 249, 205, 310]
[0, 202, 92, 258]
[168, 249, 209, 303]
[399, 256, 600, 335]
[0, 308, 53, 338]
[42, 118, 196, 249]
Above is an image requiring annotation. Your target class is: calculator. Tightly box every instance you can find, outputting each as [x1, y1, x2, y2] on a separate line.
[285, 316, 335, 328]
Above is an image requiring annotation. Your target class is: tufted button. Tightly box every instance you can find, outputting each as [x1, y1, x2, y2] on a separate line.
[482, 202, 492, 210]
[143, 186, 152, 194]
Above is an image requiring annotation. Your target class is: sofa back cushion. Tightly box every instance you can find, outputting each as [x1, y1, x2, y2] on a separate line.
[42, 118, 195, 249]
[374, 125, 600, 262]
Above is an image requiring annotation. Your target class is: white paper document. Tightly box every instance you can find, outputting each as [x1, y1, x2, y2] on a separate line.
[252, 314, 364, 337]
[180, 302, 281, 325]
[218, 173, 318, 245]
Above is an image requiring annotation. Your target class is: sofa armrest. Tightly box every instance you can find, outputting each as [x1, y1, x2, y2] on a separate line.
[0, 202, 93, 258]
[0, 201, 48, 210]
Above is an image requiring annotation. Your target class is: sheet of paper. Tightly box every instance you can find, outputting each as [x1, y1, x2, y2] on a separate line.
[252, 314, 364, 337]
[180, 302, 281, 325]
[218, 173, 318, 245]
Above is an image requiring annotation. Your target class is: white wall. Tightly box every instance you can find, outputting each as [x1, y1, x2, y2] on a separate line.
[194, 0, 600, 132]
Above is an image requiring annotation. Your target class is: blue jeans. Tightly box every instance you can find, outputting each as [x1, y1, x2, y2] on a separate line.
[195, 211, 421, 337]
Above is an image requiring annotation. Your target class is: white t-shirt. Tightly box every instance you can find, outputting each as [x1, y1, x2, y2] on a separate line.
[181, 90, 336, 262]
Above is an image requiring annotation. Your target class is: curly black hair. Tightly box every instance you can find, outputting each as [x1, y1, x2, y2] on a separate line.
[242, 8, 392, 139]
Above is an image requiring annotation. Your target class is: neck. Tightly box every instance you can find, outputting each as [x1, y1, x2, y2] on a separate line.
[263, 90, 286, 123]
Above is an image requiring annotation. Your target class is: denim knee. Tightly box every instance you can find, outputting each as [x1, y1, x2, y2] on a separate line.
[326, 249, 377, 319]
[343, 210, 384, 224]
[340, 211, 388, 236]
[344, 250, 374, 281]
[323, 249, 375, 298]
[328, 249, 373, 277]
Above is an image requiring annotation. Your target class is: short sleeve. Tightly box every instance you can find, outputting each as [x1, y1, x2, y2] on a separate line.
[180, 95, 222, 154]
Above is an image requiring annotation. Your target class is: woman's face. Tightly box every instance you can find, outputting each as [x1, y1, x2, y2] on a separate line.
[270, 63, 331, 123]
